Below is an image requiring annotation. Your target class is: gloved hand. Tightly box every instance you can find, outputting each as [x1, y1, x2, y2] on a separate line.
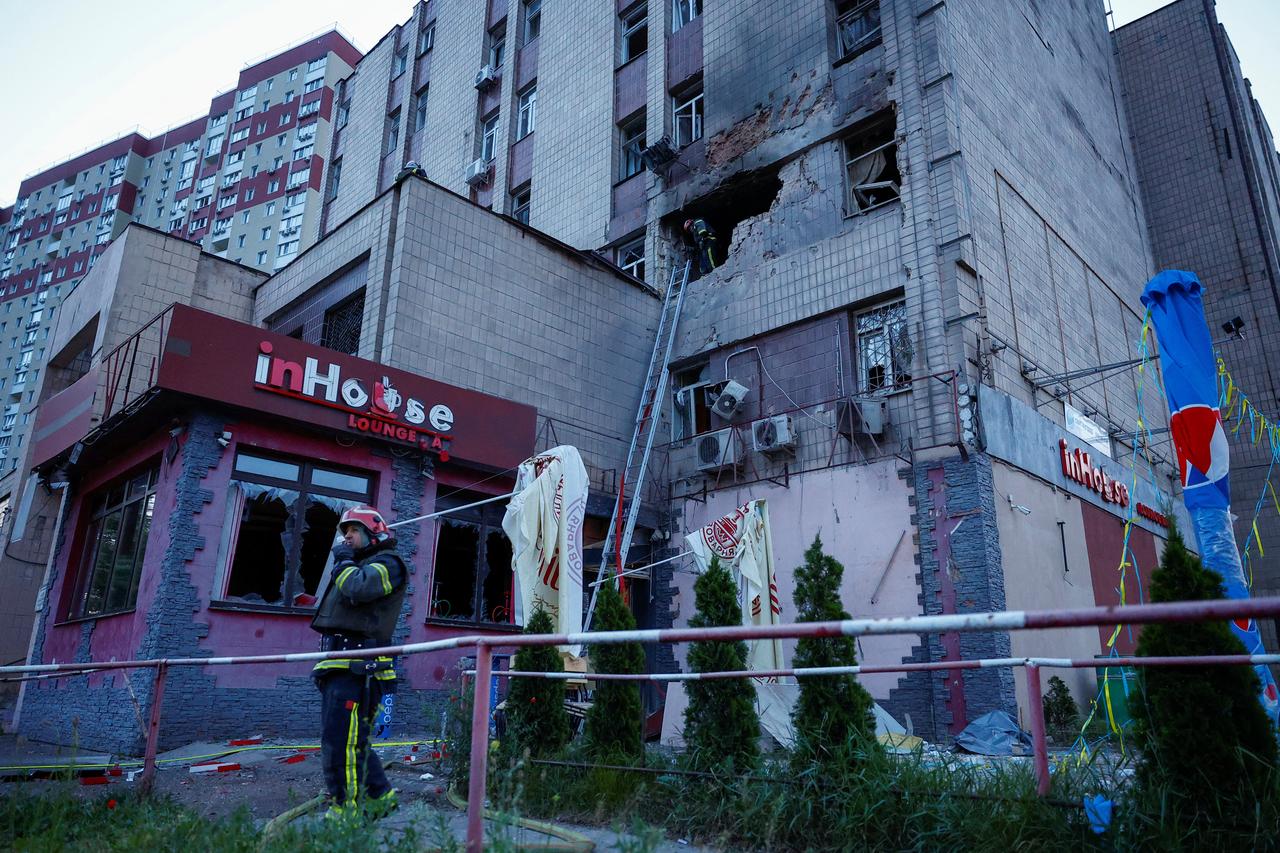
[331, 542, 356, 564]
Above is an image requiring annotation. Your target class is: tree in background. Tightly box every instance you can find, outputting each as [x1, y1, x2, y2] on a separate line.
[505, 608, 571, 760]
[1131, 523, 1277, 821]
[684, 556, 760, 771]
[1042, 676, 1080, 745]
[583, 583, 647, 763]
[791, 535, 877, 765]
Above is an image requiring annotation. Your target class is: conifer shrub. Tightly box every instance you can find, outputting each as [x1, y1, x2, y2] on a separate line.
[790, 535, 878, 766]
[1130, 522, 1278, 823]
[684, 556, 760, 771]
[505, 607, 571, 760]
[1042, 675, 1079, 744]
[583, 583, 647, 763]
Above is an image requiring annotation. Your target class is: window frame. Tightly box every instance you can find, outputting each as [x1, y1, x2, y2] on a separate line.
[213, 450, 375, 612]
[511, 186, 532, 224]
[480, 113, 501, 163]
[620, 4, 649, 63]
[619, 115, 646, 180]
[427, 492, 517, 627]
[853, 299, 912, 393]
[385, 108, 402, 155]
[413, 85, 430, 132]
[843, 120, 900, 216]
[672, 89, 704, 148]
[834, 0, 882, 62]
[523, 0, 542, 45]
[417, 21, 436, 55]
[672, 0, 702, 32]
[516, 86, 537, 140]
[616, 236, 645, 281]
[64, 461, 160, 621]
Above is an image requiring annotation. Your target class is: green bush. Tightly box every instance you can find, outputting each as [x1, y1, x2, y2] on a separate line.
[684, 556, 760, 771]
[583, 582, 647, 763]
[1043, 675, 1079, 744]
[1130, 522, 1278, 826]
[505, 607, 571, 760]
[790, 535, 877, 766]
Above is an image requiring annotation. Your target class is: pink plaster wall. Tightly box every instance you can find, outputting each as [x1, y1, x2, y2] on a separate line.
[674, 459, 919, 700]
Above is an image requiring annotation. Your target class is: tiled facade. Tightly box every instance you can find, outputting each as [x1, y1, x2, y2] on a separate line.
[1115, 0, 1280, 651]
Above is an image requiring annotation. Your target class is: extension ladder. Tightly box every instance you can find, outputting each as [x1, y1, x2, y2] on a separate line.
[582, 259, 693, 632]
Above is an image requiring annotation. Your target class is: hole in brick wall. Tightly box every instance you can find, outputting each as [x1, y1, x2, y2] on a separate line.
[667, 162, 783, 273]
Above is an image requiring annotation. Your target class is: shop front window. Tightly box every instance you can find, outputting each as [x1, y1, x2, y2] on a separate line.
[69, 462, 159, 619]
[429, 492, 514, 625]
[217, 451, 373, 608]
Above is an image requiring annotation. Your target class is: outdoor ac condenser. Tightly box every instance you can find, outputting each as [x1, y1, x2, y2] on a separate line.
[696, 428, 740, 474]
[709, 379, 749, 420]
[474, 65, 500, 90]
[463, 158, 491, 187]
[836, 397, 888, 437]
[752, 415, 797, 455]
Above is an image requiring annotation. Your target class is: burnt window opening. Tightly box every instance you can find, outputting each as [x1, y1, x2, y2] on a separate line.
[668, 163, 783, 275]
[844, 114, 900, 215]
[321, 289, 364, 354]
[834, 0, 882, 62]
[220, 451, 373, 608]
[429, 493, 515, 625]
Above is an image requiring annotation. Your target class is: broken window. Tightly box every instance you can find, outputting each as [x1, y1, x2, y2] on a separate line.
[429, 493, 514, 625]
[321, 289, 364, 354]
[855, 300, 912, 392]
[620, 115, 646, 180]
[671, 362, 712, 441]
[672, 87, 703, 148]
[835, 0, 881, 60]
[219, 451, 372, 608]
[69, 463, 158, 619]
[672, 0, 702, 32]
[616, 237, 645, 281]
[621, 4, 648, 62]
[844, 116, 900, 214]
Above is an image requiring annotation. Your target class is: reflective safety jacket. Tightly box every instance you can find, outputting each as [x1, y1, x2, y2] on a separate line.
[311, 541, 408, 678]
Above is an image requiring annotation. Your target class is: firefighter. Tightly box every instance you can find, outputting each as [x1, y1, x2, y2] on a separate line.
[311, 506, 409, 820]
[684, 217, 719, 275]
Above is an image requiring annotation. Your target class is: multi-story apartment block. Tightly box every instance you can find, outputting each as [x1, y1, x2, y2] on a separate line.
[1115, 0, 1280, 651]
[0, 32, 361, 573]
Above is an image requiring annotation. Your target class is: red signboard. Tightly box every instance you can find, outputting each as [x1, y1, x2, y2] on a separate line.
[154, 306, 536, 470]
[1058, 439, 1130, 508]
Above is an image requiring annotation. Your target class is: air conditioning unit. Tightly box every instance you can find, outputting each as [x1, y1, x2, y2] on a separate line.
[474, 65, 500, 90]
[753, 415, 797, 455]
[709, 379, 749, 420]
[696, 428, 740, 474]
[835, 397, 888, 438]
[463, 158, 491, 187]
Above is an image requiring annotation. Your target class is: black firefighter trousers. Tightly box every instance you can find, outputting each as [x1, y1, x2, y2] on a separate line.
[315, 670, 393, 805]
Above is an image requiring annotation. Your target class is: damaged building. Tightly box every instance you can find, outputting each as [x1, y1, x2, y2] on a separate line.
[5, 0, 1239, 748]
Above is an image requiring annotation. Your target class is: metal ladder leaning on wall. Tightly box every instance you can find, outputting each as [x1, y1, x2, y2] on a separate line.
[582, 259, 693, 633]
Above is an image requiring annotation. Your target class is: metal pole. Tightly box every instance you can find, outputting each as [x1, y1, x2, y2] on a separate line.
[139, 662, 167, 795]
[388, 491, 515, 529]
[1025, 663, 1050, 797]
[465, 644, 493, 853]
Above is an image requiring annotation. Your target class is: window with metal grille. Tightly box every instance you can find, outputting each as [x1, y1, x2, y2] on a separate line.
[855, 300, 911, 392]
[321, 290, 364, 355]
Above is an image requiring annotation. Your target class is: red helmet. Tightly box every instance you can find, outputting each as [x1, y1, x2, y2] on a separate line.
[684, 218, 694, 231]
[339, 506, 392, 542]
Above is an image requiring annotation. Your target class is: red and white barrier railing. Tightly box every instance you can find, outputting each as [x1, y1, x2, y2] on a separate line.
[3, 595, 1280, 851]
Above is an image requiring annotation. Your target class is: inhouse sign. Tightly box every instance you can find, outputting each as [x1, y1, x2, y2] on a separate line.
[254, 340, 455, 456]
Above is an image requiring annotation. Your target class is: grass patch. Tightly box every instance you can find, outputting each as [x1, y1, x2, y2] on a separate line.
[0, 787, 459, 852]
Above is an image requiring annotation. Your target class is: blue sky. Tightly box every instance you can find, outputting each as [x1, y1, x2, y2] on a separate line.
[0, 0, 1275, 207]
